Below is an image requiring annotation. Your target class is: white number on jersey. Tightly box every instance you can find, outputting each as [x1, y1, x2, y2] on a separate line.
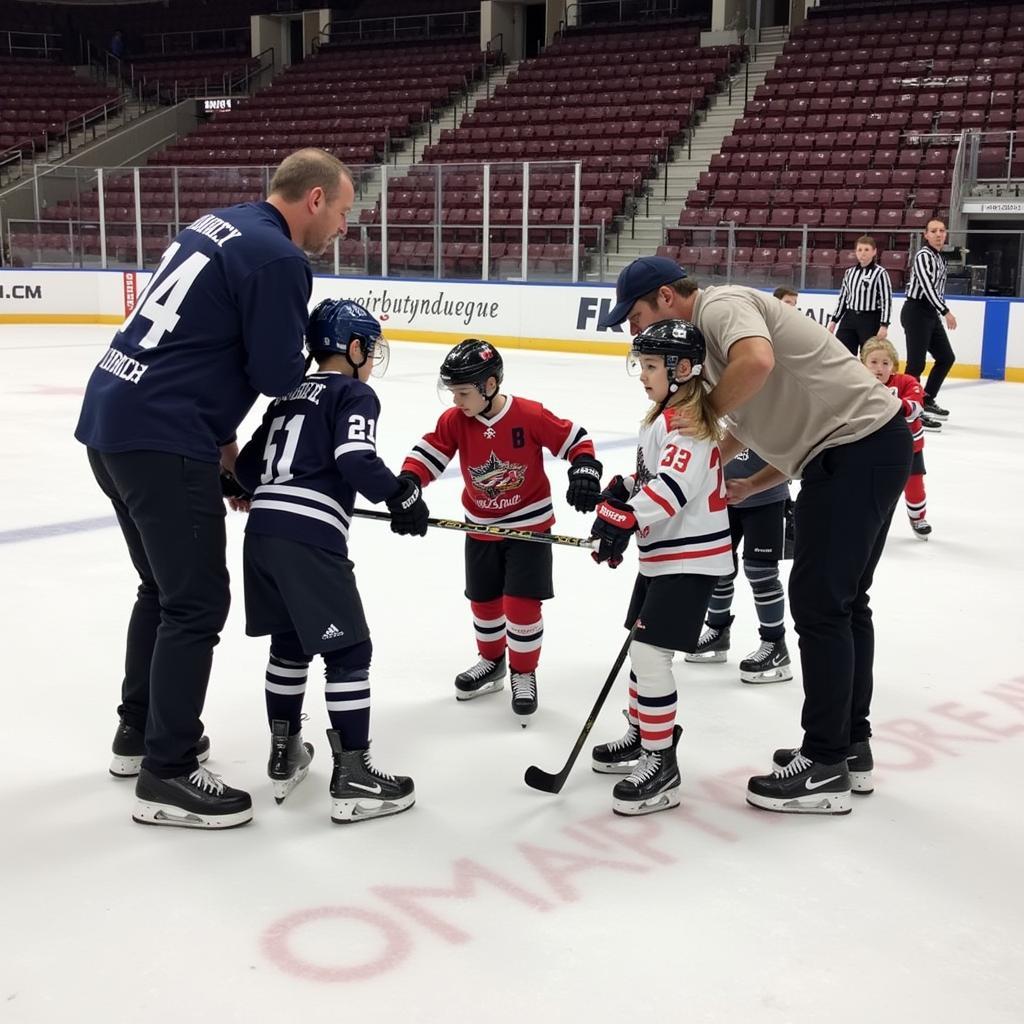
[261, 414, 306, 484]
[347, 414, 377, 445]
[119, 242, 212, 349]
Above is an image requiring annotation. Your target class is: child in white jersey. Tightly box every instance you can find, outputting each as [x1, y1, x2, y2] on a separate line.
[589, 319, 733, 816]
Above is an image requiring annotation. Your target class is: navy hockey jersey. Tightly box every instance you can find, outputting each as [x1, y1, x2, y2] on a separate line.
[75, 202, 311, 463]
[234, 371, 401, 556]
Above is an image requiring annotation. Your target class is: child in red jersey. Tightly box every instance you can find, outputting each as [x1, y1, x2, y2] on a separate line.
[401, 339, 602, 723]
[862, 336, 931, 539]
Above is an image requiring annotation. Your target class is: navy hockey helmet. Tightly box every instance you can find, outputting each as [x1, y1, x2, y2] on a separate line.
[628, 318, 705, 390]
[438, 338, 503, 412]
[307, 298, 389, 375]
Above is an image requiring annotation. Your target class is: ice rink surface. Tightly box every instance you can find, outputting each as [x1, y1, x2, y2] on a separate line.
[2, 324, 1023, 1024]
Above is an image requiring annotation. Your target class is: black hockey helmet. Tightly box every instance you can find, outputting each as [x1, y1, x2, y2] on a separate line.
[307, 298, 389, 375]
[628, 318, 705, 390]
[438, 338, 503, 412]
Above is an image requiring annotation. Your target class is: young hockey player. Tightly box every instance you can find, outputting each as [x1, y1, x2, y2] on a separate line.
[684, 447, 793, 684]
[861, 336, 931, 539]
[232, 299, 429, 823]
[401, 339, 602, 723]
[589, 319, 733, 815]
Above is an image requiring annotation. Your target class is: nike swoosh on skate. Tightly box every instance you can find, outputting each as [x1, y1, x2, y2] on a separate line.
[349, 782, 382, 794]
[805, 775, 842, 790]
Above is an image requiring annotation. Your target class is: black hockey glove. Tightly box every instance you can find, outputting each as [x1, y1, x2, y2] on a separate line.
[220, 470, 251, 502]
[387, 472, 429, 537]
[565, 455, 603, 513]
[598, 473, 632, 505]
[590, 498, 638, 569]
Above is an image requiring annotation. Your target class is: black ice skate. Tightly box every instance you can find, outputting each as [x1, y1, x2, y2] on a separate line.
[327, 730, 415, 824]
[592, 709, 642, 774]
[921, 414, 943, 432]
[910, 517, 932, 540]
[454, 653, 506, 700]
[774, 742, 874, 795]
[133, 766, 252, 829]
[268, 719, 314, 804]
[923, 396, 949, 419]
[739, 637, 794, 684]
[110, 717, 209, 778]
[510, 670, 538, 724]
[747, 750, 851, 814]
[612, 726, 683, 816]
[684, 621, 731, 664]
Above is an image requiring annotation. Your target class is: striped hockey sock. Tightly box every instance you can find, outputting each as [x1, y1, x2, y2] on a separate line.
[324, 639, 373, 751]
[265, 634, 311, 735]
[905, 473, 927, 521]
[630, 640, 677, 752]
[504, 595, 543, 673]
[706, 573, 736, 629]
[743, 559, 786, 642]
[471, 598, 506, 661]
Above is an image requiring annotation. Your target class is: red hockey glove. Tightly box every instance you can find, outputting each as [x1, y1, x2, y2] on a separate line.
[590, 498, 638, 569]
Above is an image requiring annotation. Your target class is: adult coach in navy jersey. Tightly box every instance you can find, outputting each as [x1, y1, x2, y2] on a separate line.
[600, 257, 912, 816]
[76, 147, 354, 829]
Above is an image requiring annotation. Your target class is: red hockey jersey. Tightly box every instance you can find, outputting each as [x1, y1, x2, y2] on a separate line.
[884, 372, 925, 453]
[402, 395, 595, 539]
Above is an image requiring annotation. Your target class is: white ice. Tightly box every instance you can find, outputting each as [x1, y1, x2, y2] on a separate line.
[1, 325, 1023, 1024]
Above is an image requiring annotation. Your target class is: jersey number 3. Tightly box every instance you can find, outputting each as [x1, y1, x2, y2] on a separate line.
[119, 241, 211, 349]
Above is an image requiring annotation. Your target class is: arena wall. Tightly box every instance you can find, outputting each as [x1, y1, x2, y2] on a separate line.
[1, 267, 1020, 381]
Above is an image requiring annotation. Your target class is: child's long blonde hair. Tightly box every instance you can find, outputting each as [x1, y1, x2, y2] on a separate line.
[643, 369, 723, 442]
[860, 336, 899, 367]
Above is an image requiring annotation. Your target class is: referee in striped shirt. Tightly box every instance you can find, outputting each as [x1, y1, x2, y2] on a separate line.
[828, 236, 892, 356]
[901, 217, 957, 422]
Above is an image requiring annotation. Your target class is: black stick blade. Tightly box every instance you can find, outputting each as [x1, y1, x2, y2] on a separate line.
[524, 764, 564, 794]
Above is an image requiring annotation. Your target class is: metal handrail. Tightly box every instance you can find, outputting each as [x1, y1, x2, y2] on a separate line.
[318, 10, 481, 47]
[0, 30, 61, 59]
[140, 26, 249, 57]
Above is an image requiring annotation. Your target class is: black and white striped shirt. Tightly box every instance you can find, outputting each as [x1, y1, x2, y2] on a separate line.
[905, 244, 949, 315]
[830, 261, 893, 326]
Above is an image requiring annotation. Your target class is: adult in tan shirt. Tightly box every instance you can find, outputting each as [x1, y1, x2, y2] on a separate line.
[600, 257, 912, 816]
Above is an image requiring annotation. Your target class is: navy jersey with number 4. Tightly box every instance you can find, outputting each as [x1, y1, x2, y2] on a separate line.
[233, 372, 401, 557]
[75, 202, 310, 463]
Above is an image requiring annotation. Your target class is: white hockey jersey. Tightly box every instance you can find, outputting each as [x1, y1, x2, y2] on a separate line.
[621, 409, 734, 578]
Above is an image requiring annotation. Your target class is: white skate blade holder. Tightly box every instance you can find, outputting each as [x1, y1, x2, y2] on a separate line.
[745, 790, 852, 815]
[132, 800, 253, 829]
[331, 792, 415, 824]
[612, 788, 682, 817]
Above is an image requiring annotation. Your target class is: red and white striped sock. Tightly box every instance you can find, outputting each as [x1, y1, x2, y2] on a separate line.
[630, 640, 677, 751]
[504, 595, 543, 674]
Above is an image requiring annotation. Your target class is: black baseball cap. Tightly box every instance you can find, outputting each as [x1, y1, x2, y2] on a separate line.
[598, 256, 688, 329]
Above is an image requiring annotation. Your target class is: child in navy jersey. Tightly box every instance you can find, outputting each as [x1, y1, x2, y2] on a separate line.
[233, 299, 428, 824]
[401, 339, 602, 723]
[588, 318, 732, 816]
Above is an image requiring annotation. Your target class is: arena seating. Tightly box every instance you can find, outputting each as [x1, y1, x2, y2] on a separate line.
[0, 56, 119, 158]
[665, 2, 1024, 285]
[353, 23, 739, 275]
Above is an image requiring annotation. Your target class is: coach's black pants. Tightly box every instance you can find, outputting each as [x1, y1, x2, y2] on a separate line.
[88, 449, 230, 778]
[788, 413, 912, 764]
[835, 311, 881, 357]
[901, 298, 956, 399]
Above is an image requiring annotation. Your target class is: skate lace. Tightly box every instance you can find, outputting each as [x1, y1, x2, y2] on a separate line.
[773, 751, 812, 778]
[624, 749, 662, 785]
[511, 672, 536, 698]
[188, 766, 226, 795]
[748, 641, 775, 664]
[699, 627, 721, 647]
[362, 749, 395, 783]
[466, 657, 498, 680]
[608, 725, 640, 752]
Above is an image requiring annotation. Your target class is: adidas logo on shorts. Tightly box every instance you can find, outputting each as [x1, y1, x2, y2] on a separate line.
[322, 623, 345, 640]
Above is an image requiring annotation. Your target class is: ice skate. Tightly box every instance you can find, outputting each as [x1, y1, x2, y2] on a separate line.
[748, 749, 851, 814]
[132, 766, 252, 829]
[454, 653, 506, 700]
[267, 719, 314, 804]
[612, 726, 682, 816]
[684, 621, 731, 664]
[510, 670, 537, 724]
[739, 637, 794, 684]
[774, 741, 874, 795]
[327, 730, 415, 823]
[110, 717, 209, 778]
[592, 709, 642, 774]
[910, 517, 932, 540]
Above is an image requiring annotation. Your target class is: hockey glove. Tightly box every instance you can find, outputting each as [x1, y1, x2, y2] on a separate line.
[220, 470, 251, 502]
[598, 473, 632, 505]
[590, 498, 638, 569]
[565, 455, 603, 513]
[387, 472, 429, 537]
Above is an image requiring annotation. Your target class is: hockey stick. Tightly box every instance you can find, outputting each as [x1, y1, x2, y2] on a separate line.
[352, 507, 599, 549]
[524, 625, 638, 794]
